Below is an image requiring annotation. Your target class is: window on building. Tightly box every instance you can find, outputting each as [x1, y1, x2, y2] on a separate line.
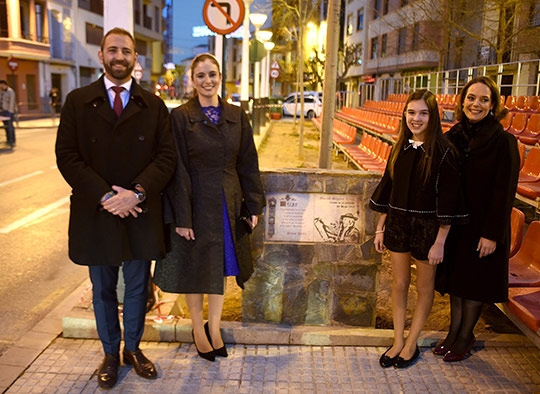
[143, 3, 152, 29]
[401, 0, 409, 6]
[397, 28, 406, 54]
[50, 10, 63, 58]
[136, 38, 148, 56]
[383, 0, 389, 15]
[412, 23, 419, 50]
[20, 0, 30, 39]
[35, 2, 45, 42]
[357, 8, 364, 31]
[371, 37, 378, 59]
[381, 33, 387, 57]
[356, 44, 362, 65]
[154, 6, 160, 32]
[134, 0, 140, 25]
[530, 3, 540, 27]
[78, 0, 103, 15]
[85, 22, 103, 46]
[346, 13, 353, 35]
[0, 0, 8, 37]
[373, 0, 380, 19]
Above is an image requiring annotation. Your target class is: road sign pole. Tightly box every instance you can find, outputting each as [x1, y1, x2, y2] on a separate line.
[241, 0, 252, 104]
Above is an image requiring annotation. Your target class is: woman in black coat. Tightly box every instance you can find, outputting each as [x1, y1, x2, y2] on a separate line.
[154, 54, 264, 361]
[434, 76, 520, 362]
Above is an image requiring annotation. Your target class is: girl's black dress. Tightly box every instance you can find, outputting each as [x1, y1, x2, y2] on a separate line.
[370, 139, 467, 260]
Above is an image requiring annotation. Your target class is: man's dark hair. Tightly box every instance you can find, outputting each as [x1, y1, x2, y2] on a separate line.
[100, 27, 135, 51]
[0, 80, 7, 85]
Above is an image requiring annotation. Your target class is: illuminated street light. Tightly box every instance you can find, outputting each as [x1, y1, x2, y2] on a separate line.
[263, 41, 275, 97]
[249, 13, 267, 100]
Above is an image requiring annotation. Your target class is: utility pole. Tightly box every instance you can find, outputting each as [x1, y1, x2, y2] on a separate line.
[318, 0, 341, 168]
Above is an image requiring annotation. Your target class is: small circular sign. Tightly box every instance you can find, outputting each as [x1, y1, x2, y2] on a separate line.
[270, 69, 280, 79]
[203, 0, 245, 35]
[7, 56, 19, 72]
[133, 70, 143, 80]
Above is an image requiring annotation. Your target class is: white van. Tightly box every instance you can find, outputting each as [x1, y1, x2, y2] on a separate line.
[282, 91, 323, 119]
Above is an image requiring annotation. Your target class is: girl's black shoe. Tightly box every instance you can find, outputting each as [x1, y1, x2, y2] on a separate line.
[393, 346, 420, 369]
[192, 329, 215, 362]
[204, 322, 228, 357]
[379, 346, 399, 368]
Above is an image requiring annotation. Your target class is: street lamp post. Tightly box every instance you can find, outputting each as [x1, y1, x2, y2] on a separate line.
[263, 41, 275, 97]
[249, 13, 267, 134]
[241, 0, 252, 112]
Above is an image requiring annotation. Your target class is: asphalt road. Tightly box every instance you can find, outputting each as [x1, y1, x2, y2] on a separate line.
[0, 125, 87, 356]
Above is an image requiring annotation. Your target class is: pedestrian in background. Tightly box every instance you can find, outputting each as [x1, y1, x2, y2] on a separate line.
[154, 53, 265, 362]
[0, 79, 17, 148]
[370, 90, 467, 369]
[49, 87, 62, 119]
[434, 76, 520, 362]
[55, 27, 176, 389]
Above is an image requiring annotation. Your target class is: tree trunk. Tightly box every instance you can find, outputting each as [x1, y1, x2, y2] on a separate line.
[318, 0, 341, 169]
[298, 3, 305, 160]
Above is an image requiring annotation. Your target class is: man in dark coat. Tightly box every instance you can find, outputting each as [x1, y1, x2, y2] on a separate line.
[55, 28, 176, 389]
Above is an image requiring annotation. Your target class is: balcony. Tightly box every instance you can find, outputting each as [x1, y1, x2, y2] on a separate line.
[0, 37, 50, 61]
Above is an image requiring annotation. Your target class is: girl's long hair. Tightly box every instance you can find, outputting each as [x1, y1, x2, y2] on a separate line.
[388, 89, 445, 184]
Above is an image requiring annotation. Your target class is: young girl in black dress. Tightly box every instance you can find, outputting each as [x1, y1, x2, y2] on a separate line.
[370, 89, 467, 369]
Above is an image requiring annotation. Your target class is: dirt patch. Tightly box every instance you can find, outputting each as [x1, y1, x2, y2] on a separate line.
[214, 119, 519, 334]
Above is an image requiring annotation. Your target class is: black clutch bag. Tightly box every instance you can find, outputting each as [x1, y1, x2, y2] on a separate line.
[239, 202, 253, 234]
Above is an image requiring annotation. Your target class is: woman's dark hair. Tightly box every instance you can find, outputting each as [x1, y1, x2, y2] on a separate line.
[388, 89, 445, 184]
[455, 76, 507, 121]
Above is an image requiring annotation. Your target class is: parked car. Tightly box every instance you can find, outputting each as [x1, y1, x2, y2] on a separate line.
[282, 91, 323, 118]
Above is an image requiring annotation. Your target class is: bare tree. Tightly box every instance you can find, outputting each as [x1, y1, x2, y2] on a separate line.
[379, 0, 540, 69]
[306, 43, 362, 89]
[272, 0, 321, 160]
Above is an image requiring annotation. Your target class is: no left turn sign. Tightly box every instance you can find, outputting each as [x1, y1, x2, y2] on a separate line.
[203, 0, 245, 35]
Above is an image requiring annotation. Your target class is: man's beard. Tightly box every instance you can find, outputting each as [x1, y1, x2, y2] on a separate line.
[104, 60, 135, 81]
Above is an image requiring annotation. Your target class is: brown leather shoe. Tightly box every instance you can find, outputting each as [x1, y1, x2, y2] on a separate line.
[123, 348, 158, 379]
[97, 353, 119, 389]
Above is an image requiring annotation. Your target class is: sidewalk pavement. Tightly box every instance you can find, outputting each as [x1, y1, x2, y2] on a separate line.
[1, 119, 539, 393]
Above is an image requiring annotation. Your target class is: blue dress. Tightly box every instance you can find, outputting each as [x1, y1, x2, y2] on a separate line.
[202, 105, 240, 277]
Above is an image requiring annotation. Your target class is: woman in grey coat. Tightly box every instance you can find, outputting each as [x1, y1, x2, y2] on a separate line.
[154, 54, 264, 361]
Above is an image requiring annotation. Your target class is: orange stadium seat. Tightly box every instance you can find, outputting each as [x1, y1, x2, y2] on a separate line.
[516, 96, 530, 112]
[518, 113, 540, 145]
[507, 287, 540, 332]
[509, 221, 540, 287]
[518, 146, 540, 182]
[500, 112, 513, 131]
[508, 112, 528, 136]
[518, 141, 527, 170]
[510, 207, 525, 258]
[530, 96, 540, 113]
[505, 95, 517, 111]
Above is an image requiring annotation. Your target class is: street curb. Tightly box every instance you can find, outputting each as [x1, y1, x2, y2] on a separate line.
[62, 309, 533, 349]
[0, 278, 90, 393]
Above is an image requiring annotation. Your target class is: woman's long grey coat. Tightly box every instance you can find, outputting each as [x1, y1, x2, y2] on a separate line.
[154, 97, 265, 294]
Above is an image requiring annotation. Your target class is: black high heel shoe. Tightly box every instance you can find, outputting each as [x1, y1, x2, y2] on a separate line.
[192, 329, 215, 362]
[204, 322, 228, 357]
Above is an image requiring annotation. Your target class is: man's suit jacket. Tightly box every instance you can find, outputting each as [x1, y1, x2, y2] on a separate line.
[56, 76, 176, 266]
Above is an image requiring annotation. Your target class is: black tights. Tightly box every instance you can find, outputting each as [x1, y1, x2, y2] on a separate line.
[442, 295, 483, 353]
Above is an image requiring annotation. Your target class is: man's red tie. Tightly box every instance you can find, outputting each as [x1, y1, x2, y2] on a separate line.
[111, 86, 124, 118]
